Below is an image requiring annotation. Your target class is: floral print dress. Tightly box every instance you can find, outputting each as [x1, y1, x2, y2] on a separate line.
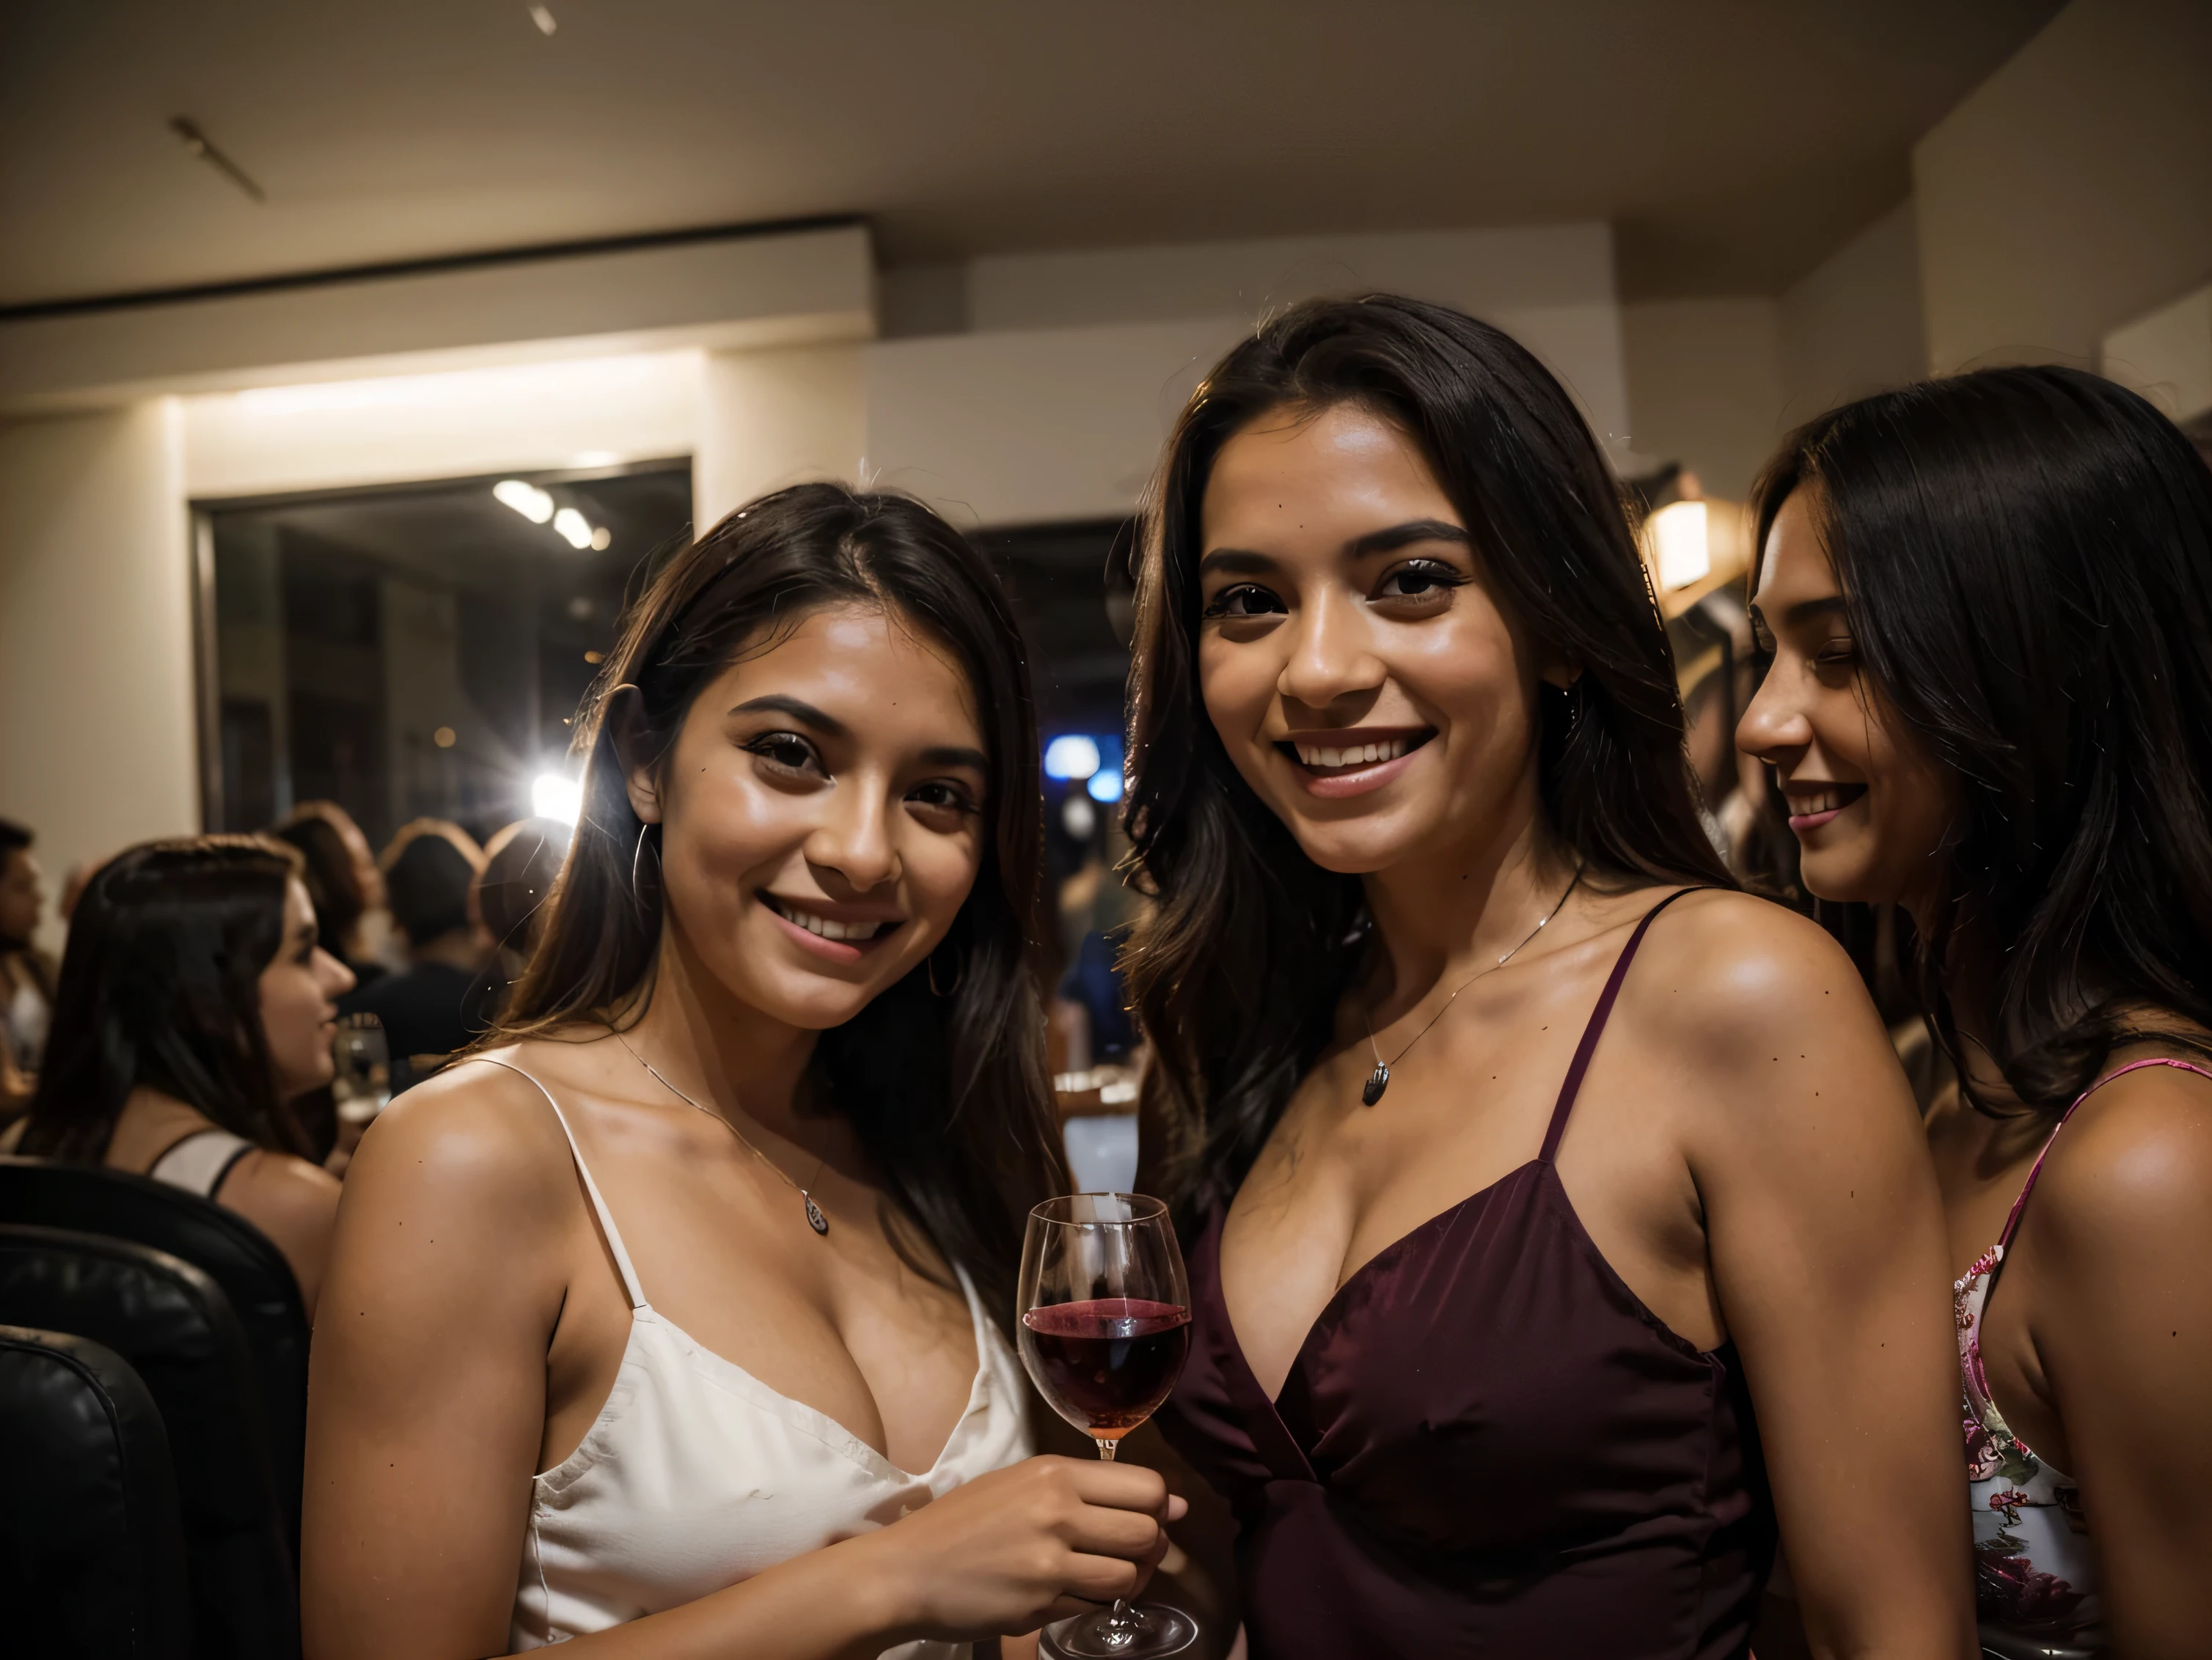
[1955, 1056, 2212, 1659]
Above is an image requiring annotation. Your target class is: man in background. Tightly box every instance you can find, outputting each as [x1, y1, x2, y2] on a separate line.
[342, 821, 491, 1090]
[0, 818, 55, 1120]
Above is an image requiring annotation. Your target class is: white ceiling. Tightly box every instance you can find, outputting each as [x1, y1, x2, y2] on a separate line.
[0, 0, 2062, 311]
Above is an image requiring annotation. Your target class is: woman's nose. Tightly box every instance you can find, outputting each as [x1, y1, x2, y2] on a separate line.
[1277, 588, 1385, 710]
[807, 788, 901, 892]
[1735, 669, 1809, 763]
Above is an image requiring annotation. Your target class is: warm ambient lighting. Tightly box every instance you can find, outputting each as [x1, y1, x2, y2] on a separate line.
[552, 507, 595, 549]
[1044, 735, 1102, 780]
[432, 726, 457, 749]
[531, 772, 583, 825]
[494, 480, 554, 524]
[1649, 500, 1711, 591]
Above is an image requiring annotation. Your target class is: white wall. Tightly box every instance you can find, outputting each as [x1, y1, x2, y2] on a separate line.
[2102, 282, 2212, 422]
[1779, 201, 1927, 420]
[183, 352, 706, 499]
[865, 318, 1245, 527]
[1914, 0, 2212, 372]
[698, 344, 867, 528]
[0, 403, 198, 950]
[1620, 298, 1786, 502]
[865, 224, 1634, 526]
[0, 226, 874, 411]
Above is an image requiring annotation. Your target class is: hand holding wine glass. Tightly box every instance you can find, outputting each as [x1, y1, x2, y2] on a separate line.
[1018, 1194, 1198, 1659]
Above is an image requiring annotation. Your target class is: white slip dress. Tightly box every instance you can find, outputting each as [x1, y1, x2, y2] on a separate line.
[480, 1058, 1033, 1656]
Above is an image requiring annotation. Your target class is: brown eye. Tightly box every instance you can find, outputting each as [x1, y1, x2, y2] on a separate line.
[1202, 584, 1285, 619]
[1374, 560, 1462, 601]
[747, 732, 821, 774]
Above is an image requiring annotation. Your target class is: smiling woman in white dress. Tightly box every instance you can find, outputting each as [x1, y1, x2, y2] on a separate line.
[302, 485, 1184, 1660]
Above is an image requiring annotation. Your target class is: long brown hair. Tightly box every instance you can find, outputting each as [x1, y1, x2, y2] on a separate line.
[1123, 295, 1729, 1215]
[497, 483, 1062, 1323]
[23, 836, 313, 1163]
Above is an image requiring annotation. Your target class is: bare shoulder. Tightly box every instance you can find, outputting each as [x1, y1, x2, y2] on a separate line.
[2032, 1058, 2212, 1260]
[1622, 888, 1883, 1051]
[226, 1147, 342, 1230]
[343, 1045, 579, 1230]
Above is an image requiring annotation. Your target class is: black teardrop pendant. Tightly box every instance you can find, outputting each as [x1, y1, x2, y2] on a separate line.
[1362, 1063, 1391, 1106]
[803, 1194, 830, 1235]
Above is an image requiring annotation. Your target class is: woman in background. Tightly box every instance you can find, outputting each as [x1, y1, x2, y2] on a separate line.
[1129, 295, 1969, 1656]
[1739, 365, 2212, 1658]
[12, 835, 354, 1310]
[304, 485, 1183, 1659]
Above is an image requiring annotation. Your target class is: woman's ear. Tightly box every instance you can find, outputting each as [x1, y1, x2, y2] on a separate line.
[605, 686, 663, 826]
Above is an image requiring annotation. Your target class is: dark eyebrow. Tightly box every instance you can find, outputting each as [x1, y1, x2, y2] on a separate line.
[1196, 548, 1276, 579]
[728, 694, 849, 738]
[1784, 596, 1848, 627]
[1348, 519, 1472, 558]
[918, 745, 989, 773]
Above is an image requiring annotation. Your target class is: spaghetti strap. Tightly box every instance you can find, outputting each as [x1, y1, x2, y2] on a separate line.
[1540, 888, 1710, 1163]
[1995, 1055, 2212, 1253]
[472, 1056, 648, 1310]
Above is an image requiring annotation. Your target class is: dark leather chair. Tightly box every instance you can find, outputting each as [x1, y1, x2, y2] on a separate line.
[0, 1324, 191, 1659]
[0, 1225, 299, 1660]
[0, 1155, 310, 1557]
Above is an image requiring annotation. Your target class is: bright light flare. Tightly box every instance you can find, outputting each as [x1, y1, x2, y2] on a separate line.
[1086, 769, 1124, 804]
[552, 507, 594, 549]
[530, 772, 582, 825]
[1649, 500, 1711, 590]
[1044, 735, 1101, 780]
[494, 480, 554, 524]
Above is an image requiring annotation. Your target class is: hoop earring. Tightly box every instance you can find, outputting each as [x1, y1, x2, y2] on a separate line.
[630, 821, 656, 906]
[926, 944, 964, 998]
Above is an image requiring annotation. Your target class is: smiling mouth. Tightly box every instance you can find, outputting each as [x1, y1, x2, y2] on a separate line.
[758, 893, 899, 942]
[1784, 783, 1868, 828]
[1281, 730, 1435, 775]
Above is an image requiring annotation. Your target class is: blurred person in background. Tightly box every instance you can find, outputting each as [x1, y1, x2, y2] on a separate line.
[6, 836, 354, 1312]
[343, 819, 491, 1084]
[467, 815, 572, 1028]
[0, 818, 54, 1121]
[276, 805, 389, 991]
[1739, 365, 2212, 1657]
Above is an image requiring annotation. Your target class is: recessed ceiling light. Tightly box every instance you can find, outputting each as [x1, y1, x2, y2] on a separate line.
[529, 5, 557, 34]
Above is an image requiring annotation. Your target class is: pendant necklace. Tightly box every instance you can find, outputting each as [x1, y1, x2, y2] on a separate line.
[1359, 863, 1586, 1106]
[615, 1032, 831, 1235]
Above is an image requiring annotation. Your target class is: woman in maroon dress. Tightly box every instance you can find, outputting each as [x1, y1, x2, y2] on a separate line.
[1124, 296, 1971, 1656]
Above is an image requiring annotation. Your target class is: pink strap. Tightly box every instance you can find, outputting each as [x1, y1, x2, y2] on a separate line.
[1996, 1056, 2212, 1251]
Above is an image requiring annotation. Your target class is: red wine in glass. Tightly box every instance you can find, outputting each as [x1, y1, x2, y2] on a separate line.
[1019, 1298, 1192, 1444]
[1019, 1194, 1198, 1659]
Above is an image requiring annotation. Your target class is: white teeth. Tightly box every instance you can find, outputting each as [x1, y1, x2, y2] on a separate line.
[1294, 737, 1412, 768]
[771, 900, 886, 941]
[1794, 788, 1856, 815]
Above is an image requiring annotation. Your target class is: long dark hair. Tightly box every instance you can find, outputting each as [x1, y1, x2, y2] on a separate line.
[1124, 295, 1729, 1213]
[21, 836, 313, 1163]
[1749, 365, 2212, 1115]
[494, 482, 1061, 1323]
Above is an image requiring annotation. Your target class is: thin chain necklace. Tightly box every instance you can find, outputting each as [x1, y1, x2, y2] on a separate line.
[1360, 863, 1586, 1106]
[613, 1032, 831, 1236]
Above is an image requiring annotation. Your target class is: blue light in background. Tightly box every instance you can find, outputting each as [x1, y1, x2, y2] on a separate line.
[1043, 734, 1101, 780]
[1086, 768, 1124, 803]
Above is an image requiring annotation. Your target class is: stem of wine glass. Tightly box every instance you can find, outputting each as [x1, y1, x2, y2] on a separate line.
[1092, 1436, 1143, 1642]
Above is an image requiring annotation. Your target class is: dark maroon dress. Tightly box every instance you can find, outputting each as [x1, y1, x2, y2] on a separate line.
[1157, 893, 1775, 1656]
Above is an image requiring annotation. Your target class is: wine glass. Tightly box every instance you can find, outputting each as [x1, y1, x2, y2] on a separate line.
[1017, 1193, 1198, 1659]
[332, 1014, 390, 1127]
